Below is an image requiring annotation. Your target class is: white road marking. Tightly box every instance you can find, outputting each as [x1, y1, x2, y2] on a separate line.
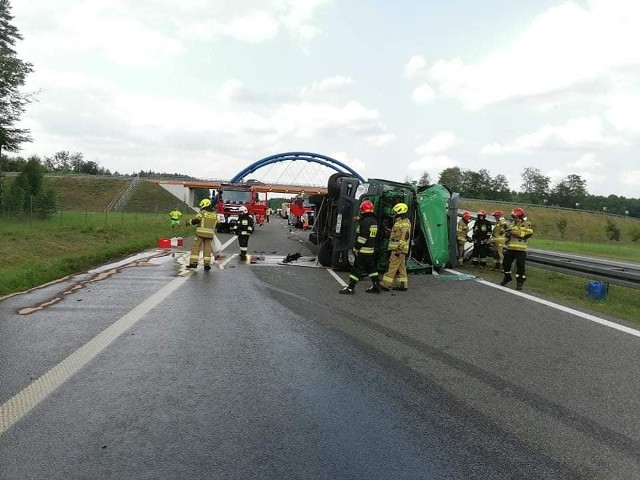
[328, 269, 348, 287]
[445, 268, 640, 339]
[0, 276, 189, 436]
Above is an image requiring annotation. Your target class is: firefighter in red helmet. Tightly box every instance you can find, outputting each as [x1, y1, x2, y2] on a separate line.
[500, 207, 534, 290]
[339, 199, 381, 294]
[471, 210, 492, 267]
[490, 210, 507, 271]
[456, 211, 472, 265]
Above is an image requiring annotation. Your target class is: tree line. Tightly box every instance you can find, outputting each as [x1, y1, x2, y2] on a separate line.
[416, 167, 639, 219]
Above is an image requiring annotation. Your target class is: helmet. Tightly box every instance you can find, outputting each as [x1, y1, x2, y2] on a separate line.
[492, 210, 504, 218]
[461, 211, 471, 221]
[477, 210, 487, 218]
[199, 198, 211, 209]
[392, 203, 408, 215]
[239, 206, 248, 214]
[511, 207, 526, 219]
[360, 200, 374, 214]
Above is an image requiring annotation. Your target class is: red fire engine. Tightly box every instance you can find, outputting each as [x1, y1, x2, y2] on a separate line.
[215, 183, 267, 232]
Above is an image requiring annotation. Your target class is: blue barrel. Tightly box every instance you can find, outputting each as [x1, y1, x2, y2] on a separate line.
[587, 281, 608, 300]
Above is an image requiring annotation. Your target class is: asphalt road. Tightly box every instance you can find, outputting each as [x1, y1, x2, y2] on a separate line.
[1, 218, 639, 479]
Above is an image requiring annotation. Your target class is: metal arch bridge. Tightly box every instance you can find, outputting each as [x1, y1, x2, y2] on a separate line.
[181, 151, 365, 196]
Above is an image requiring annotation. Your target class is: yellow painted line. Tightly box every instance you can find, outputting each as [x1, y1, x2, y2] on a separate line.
[0, 276, 188, 436]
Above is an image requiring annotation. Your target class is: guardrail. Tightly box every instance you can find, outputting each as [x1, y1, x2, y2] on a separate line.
[526, 249, 640, 289]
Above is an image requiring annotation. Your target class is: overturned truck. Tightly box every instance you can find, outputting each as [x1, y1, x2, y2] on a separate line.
[309, 173, 460, 272]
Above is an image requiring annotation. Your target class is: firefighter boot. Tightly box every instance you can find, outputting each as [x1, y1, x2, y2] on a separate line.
[365, 280, 382, 294]
[186, 263, 197, 269]
[516, 275, 525, 291]
[204, 264, 211, 271]
[339, 281, 356, 295]
[392, 282, 408, 292]
[500, 272, 512, 286]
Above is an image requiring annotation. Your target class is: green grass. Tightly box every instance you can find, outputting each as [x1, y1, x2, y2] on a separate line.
[0, 211, 187, 296]
[529, 238, 640, 262]
[464, 265, 640, 324]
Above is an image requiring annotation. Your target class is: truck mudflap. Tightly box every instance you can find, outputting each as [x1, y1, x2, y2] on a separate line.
[416, 184, 451, 269]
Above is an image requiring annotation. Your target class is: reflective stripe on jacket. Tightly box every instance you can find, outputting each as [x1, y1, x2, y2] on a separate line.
[457, 220, 469, 242]
[356, 213, 378, 255]
[491, 219, 507, 243]
[237, 214, 254, 235]
[387, 217, 411, 254]
[191, 210, 217, 238]
[506, 221, 533, 251]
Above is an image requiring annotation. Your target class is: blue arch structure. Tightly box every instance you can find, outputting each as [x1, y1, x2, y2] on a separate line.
[229, 151, 365, 183]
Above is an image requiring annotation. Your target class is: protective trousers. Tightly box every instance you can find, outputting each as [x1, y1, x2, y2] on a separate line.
[238, 234, 249, 258]
[190, 236, 212, 267]
[381, 252, 408, 289]
[502, 249, 527, 288]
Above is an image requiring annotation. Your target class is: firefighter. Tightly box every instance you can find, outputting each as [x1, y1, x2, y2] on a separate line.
[471, 210, 492, 267]
[233, 206, 254, 259]
[490, 210, 507, 271]
[380, 203, 411, 292]
[339, 199, 381, 294]
[169, 206, 182, 232]
[185, 198, 218, 271]
[456, 211, 472, 265]
[500, 207, 534, 290]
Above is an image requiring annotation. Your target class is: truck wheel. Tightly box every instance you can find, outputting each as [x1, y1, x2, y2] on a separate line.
[318, 239, 333, 267]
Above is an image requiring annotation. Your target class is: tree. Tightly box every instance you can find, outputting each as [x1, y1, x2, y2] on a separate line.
[520, 167, 550, 204]
[490, 174, 511, 201]
[438, 167, 463, 193]
[1, 0, 33, 212]
[551, 174, 588, 208]
[0, 0, 33, 151]
[417, 171, 431, 187]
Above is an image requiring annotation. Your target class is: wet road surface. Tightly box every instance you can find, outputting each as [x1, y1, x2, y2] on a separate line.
[1, 219, 639, 479]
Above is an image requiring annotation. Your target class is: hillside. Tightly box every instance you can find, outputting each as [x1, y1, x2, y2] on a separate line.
[460, 200, 640, 245]
[43, 176, 192, 213]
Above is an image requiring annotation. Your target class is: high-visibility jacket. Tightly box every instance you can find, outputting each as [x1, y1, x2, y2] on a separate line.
[387, 217, 411, 254]
[189, 208, 217, 238]
[355, 213, 378, 255]
[169, 209, 182, 221]
[235, 213, 254, 235]
[491, 218, 507, 244]
[505, 220, 534, 251]
[457, 220, 469, 242]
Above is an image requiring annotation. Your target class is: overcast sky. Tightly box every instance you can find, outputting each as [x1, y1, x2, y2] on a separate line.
[11, 0, 640, 197]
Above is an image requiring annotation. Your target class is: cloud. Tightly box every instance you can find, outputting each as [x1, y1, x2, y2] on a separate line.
[620, 170, 640, 189]
[415, 131, 456, 155]
[481, 116, 623, 154]
[427, 0, 640, 110]
[300, 76, 354, 98]
[412, 83, 435, 105]
[404, 55, 427, 79]
[407, 155, 455, 173]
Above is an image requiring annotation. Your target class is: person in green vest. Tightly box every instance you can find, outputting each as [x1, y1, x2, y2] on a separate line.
[169, 206, 182, 234]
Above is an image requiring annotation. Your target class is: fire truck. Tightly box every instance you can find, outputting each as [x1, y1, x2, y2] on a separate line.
[215, 182, 267, 232]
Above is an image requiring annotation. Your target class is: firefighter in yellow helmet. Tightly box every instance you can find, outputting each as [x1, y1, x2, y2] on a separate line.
[456, 211, 472, 265]
[500, 207, 534, 290]
[185, 198, 218, 271]
[490, 210, 507, 271]
[380, 202, 411, 291]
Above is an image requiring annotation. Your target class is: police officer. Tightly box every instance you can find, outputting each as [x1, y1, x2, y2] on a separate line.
[500, 207, 534, 290]
[380, 202, 411, 291]
[471, 210, 492, 267]
[233, 206, 254, 259]
[186, 198, 218, 271]
[339, 199, 381, 294]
